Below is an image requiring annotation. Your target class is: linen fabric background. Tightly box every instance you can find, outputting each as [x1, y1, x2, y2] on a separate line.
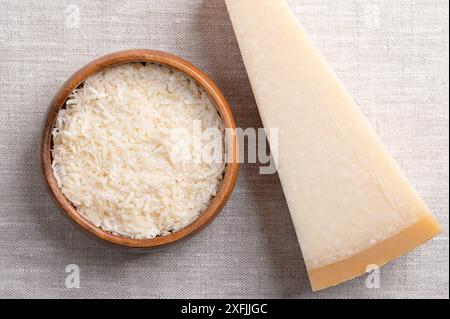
[0, 0, 448, 299]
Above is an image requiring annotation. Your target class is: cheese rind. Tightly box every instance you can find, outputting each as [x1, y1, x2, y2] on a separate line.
[225, 0, 442, 290]
[309, 215, 441, 291]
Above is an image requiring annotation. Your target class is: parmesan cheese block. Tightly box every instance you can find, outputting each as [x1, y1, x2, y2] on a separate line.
[225, 0, 442, 291]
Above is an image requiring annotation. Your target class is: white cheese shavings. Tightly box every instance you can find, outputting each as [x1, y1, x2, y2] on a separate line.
[52, 63, 225, 239]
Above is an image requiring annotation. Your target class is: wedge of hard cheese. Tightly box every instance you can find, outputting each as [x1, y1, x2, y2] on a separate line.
[225, 0, 442, 291]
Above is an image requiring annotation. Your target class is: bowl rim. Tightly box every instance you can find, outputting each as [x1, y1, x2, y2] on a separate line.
[41, 49, 239, 249]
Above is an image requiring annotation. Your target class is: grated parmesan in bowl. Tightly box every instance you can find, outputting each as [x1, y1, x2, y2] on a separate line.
[51, 62, 226, 239]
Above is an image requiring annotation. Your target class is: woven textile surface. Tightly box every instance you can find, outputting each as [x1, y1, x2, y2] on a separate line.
[0, 0, 448, 298]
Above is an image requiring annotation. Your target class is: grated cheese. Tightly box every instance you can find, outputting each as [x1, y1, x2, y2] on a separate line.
[52, 63, 225, 239]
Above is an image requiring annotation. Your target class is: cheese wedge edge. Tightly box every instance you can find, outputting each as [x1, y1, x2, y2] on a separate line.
[309, 215, 441, 291]
[225, 0, 442, 291]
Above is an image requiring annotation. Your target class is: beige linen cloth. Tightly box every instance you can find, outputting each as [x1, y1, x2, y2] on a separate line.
[0, 0, 448, 298]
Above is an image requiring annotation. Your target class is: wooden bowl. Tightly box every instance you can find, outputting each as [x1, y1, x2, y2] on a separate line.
[41, 49, 239, 250]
